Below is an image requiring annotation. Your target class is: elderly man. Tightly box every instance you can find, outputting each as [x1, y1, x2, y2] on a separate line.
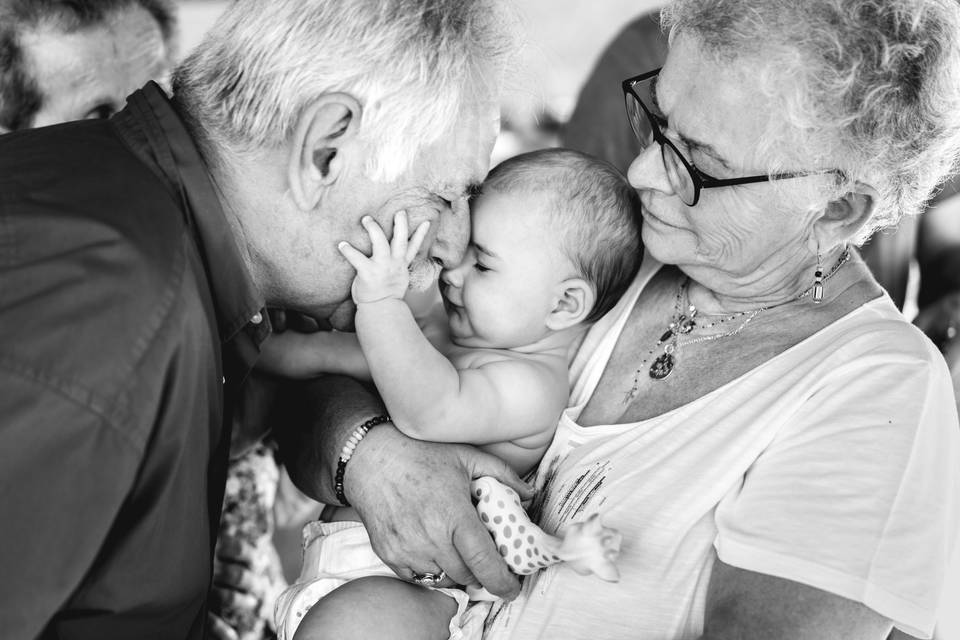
[0, 0, 520, 638]
[0, 0, 176, 132]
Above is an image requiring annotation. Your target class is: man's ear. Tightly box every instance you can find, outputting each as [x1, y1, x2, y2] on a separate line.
[546, 278, 595, 331]
[288, 93, 361, 211]
[812, 181, 879, 249]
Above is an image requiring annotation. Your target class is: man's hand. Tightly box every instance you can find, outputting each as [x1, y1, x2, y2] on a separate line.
[207, 534, 287, 640]
[338, 211, 431, 304]
[345, 425, 534, 599]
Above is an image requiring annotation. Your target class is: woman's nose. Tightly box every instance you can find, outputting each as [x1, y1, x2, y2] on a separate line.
[627, 144, 674, 195]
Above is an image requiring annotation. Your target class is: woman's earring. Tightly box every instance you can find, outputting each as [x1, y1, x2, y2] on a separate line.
[812, 251, 824, 304]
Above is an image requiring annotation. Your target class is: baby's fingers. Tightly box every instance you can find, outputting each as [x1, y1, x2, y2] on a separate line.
[362, 216, 391, 257]
[391, 210, 409, 259]
[338, 241, 370, 270]
[405, 221, 431, 263]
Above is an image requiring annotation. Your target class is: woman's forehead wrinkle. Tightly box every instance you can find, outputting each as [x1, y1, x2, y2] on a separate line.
[663, 61, 745, 171]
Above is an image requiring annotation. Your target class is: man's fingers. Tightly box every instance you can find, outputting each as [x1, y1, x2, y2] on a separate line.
[391, 210, 409, 258]
[338, 241, 370, 270]
[206, 613, 240, 640]
[209, 585, 259, 612]
[214, 537, 255, 568]
[431, 543, 475, 588]
[362, 216, 391, 256]
[406, 221, 431, 263]
[267, 308, 288, 333]
[213, 561, 257, 592]
[461, 447, 534, 500]
[452, 521, 520, 599]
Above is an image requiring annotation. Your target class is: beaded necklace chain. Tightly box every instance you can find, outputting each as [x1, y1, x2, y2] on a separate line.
[622, 249, 851, 403]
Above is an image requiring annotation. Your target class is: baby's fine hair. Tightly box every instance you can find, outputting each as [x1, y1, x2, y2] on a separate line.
[483, 148, 643, 323]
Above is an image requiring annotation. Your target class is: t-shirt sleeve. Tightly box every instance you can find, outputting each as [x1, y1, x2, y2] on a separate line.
[714, 332, 960, 639]
[0, 365, 142, 638]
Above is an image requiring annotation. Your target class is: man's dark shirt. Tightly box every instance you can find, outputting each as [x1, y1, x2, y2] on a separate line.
[0, 82, 269, 639]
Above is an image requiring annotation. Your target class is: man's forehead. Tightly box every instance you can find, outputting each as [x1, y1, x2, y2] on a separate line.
[424, 113, 499, 191]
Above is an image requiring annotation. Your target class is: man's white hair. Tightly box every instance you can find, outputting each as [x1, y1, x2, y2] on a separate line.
[172, 0, 517, 181]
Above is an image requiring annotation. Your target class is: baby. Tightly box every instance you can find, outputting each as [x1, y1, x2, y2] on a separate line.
[266, 148, 643, 640]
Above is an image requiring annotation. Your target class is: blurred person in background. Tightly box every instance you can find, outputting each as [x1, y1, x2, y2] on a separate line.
[0, 0, 177, 132]
[564, 8, 960, 393]
[0, 0, 521, 638]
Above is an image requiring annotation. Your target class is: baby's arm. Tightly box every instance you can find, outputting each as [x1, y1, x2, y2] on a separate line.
[339, 213, 565, 457]
[257, 329, 370, 380]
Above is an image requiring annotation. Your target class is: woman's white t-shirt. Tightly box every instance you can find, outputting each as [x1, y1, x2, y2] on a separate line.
[482, 262, 960, 640]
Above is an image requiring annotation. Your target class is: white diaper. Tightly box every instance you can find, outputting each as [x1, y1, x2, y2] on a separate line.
[274, 520, 488, 640]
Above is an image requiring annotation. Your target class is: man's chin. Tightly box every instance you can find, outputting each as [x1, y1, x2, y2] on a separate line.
[408, 260, 441, 291]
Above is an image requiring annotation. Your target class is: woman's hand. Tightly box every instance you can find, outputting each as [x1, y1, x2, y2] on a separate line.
[338, 211, 431, 304]
[344, 425, 534, 599]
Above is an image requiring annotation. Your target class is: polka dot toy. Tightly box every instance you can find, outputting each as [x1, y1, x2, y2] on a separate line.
[470, 476, 621, 582]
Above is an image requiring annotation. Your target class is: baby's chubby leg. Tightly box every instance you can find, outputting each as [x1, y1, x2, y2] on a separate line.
[293, 576, 458, 640]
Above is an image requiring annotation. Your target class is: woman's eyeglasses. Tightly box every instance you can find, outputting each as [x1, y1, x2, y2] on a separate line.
[621, 68, 843, 206]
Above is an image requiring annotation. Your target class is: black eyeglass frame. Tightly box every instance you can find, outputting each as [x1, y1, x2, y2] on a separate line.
[621, 67, 844, 206]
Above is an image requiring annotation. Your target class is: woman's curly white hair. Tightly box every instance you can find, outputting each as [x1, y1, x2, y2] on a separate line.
[662, 0, 960, 241]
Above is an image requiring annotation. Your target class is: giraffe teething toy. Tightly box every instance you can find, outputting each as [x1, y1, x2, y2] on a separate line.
[470, 476, 621, 591]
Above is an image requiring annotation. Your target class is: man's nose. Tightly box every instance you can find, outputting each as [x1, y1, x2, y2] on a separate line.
[440, 260, 466, 289]
[627, 144, 673, 195]
[429, 198, 470, 269]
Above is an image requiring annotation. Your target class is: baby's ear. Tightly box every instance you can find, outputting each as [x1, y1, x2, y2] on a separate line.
[546, 278, 595, 331]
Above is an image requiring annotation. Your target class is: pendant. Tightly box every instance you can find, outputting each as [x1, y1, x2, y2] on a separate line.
[677, 315, 696, 334]
[649, 352, 675, 380]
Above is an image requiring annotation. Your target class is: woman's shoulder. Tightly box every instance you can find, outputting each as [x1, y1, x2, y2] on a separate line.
[817, 294, 941, 364]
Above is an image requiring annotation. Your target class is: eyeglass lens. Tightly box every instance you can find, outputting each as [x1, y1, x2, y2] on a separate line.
[625, 82, 698, 205]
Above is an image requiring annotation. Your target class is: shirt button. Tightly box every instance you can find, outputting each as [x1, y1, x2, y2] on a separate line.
[251, 312, 263, 325]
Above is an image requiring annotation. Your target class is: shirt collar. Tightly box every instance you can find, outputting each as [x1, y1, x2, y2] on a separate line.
[112, 82, 269, 345]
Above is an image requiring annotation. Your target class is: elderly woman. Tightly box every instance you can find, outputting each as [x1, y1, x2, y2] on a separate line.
[479, 1, 960, 638]
[278, 0, 960, 638]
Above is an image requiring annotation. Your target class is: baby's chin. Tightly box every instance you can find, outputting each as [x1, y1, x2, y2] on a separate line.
[407, 259, 441, 291]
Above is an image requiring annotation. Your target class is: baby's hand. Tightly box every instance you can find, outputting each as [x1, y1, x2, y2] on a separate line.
[338, 211, 430, 304]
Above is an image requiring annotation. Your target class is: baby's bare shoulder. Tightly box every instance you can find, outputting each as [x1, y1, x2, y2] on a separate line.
[450, 345, 566, 374]
[452, 348, 568, 404]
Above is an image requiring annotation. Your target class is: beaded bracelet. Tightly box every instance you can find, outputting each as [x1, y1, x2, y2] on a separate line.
[334, 414, 391, 507]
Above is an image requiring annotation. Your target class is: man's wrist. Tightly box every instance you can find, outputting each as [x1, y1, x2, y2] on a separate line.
[334, 414, 392, 506]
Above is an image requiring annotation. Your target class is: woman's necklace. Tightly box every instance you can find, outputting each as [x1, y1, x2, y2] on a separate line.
[622, 249, 852, 403]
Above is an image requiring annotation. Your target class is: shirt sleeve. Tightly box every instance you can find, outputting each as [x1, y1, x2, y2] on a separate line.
[0, 365, 142, 638]
[714, 331, 960, 639]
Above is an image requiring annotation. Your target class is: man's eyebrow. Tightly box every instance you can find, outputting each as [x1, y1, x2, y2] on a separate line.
[465, 182, 483, 198]
[652, 75, 733, 171]
[472, 241, 498, 259]
[437, 181, 483, 200]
